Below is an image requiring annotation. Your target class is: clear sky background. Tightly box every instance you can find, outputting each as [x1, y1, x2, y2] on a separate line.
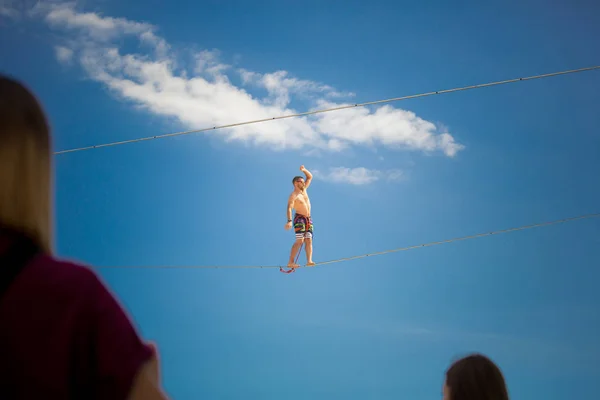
[2, 0, 600, 398]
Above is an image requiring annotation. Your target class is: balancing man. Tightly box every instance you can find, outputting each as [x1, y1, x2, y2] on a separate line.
[284, 165, 315, 268]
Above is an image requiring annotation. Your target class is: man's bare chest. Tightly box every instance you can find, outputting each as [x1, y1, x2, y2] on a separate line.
[294, 193, 310, 204]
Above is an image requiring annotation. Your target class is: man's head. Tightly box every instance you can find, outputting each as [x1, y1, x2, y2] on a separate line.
[292, 176, 305, 190]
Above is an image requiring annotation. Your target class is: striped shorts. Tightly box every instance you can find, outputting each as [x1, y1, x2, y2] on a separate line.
[293, 213, 313, 240]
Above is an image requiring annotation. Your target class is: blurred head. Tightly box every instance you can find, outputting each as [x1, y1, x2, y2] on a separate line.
[292, 176, 305, 190]
[443, 353, 509, 400]
[0, 75, 53, 253]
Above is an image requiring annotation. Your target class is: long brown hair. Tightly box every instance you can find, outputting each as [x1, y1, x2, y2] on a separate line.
[0, 75, 53, 253]
[445, 353, 509, 400]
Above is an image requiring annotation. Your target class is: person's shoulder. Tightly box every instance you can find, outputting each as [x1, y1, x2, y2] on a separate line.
[28, 255, 159, 398]
[34, 253, 99, 281]
[8, 254, 111, 328]
[28, 254, 106, 298]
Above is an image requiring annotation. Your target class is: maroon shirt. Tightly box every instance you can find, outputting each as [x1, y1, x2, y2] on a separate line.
[0, 234, 153, 399]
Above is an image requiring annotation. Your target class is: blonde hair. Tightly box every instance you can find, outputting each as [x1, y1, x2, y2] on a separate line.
[0, 75, 53, 253]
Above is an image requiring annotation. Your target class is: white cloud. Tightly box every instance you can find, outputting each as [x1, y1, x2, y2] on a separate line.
[44, 3, 148, 40]
[54, 45, 73, 64]
[314, 167, 404, 185]
[31, 2, 464, 158]
[311, 101, 464, 156]
[240, 68, 355, 107]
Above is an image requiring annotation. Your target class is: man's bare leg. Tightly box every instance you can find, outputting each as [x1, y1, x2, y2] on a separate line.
[288, 239, 304, 267]
[305, 238, 315, 266]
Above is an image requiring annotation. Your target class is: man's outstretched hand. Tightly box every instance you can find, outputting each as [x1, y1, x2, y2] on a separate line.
[300, 165, 306, 171]
[284, 221, 292, 230]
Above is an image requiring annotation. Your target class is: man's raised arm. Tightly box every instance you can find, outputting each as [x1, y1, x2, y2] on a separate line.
[300, 165, 312, 188]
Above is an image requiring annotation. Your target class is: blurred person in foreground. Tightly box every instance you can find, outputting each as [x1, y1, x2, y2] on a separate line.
[0, 74, 170, 399]
[443, 353, 509, 400]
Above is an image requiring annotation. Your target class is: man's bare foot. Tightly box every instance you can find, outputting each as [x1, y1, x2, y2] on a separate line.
[287, 263, 300, 268]
[306, 261, 315, 266]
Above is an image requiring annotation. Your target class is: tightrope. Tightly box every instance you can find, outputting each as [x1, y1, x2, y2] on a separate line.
[55, 65, 600, 155]
[93, 212, 600, 269]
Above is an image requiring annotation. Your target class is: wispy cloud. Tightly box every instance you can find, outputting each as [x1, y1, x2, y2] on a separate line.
[54, 45, 73, 64]
[0, 0, 20, 19]
[314, 167, 404, 185]
[23, 1, 465, 159]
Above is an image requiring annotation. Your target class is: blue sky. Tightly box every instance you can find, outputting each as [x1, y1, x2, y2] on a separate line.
[2, 0, 600, 398]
